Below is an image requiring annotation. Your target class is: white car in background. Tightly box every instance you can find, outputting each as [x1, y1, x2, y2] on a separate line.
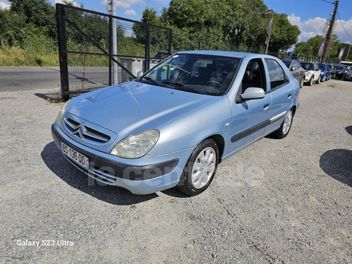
[301, 62, 321, 86]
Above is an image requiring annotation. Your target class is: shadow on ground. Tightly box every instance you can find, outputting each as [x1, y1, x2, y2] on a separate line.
[35, 92, 62, 102]
[345, 126, 352, 136]
[41, 142, 158, 205]
[320, 149, 352, 187]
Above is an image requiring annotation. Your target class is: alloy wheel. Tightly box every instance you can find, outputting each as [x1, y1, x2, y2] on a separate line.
[191, 147, 216, 189]
[283, 111, 293, 135]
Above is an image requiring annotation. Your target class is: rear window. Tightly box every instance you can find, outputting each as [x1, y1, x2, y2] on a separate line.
[265, 59, 288, 90]
[301, 63, 314, 71]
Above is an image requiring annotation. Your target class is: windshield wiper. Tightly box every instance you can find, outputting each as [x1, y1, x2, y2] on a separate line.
[140, 76, 159, 85]
[162, 81, 185, 87]
[161, 81, 213, 95]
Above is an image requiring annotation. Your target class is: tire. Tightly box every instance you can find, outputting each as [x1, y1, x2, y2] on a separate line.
[270, 109, 294, 139]
[309, 77, 314, 86]
[316, 77, 320, 84]
[178, 139, 219, 196]
[300, 78, 304, 88]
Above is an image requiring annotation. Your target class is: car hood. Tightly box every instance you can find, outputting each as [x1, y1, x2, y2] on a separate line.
[66, 81, 214, 136]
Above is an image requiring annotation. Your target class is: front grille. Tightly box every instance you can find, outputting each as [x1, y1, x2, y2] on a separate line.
[64, 117, 110, 143]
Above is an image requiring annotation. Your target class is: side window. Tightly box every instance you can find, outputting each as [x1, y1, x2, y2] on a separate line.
[265, 59, 288, 91]
[240, 59, 266, 93]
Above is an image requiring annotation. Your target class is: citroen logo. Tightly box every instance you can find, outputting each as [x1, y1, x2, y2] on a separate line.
[72, 124, 84, 138]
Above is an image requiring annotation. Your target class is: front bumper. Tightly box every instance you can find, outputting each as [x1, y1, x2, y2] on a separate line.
[51, 123, 189, 194]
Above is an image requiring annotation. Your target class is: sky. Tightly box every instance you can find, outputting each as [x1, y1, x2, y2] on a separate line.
[0, 0, 351, 43]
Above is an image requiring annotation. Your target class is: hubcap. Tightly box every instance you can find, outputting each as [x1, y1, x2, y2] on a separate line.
[191, 147, 216, 189]
[283, 111, 292, 135]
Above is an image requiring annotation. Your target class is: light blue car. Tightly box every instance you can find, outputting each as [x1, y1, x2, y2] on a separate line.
[52, 51, 300, 196]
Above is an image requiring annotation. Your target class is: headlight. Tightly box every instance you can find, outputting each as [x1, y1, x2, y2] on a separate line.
[56, 101, 69, 126]
[110, 129, 160, 159]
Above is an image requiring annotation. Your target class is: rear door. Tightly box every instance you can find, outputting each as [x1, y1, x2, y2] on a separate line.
[264, 58, 293, 133]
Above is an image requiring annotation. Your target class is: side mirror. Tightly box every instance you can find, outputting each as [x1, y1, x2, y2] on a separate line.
[291, 67, 296, 71]
[136, 70, 144, 79]
[241, 87, 265, 100]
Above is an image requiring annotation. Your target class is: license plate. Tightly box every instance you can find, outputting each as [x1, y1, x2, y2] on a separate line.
[61, 142, 89, 169]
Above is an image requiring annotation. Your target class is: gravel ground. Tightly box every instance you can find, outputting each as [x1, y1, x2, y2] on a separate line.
[0, 80, 351, 264]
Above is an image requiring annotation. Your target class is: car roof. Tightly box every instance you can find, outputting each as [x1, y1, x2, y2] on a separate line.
[178, 50, 278, 60]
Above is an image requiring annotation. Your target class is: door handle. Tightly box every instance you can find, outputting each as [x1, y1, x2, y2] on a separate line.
[263, 103, 270, 110]
[288, 94, 292, 99]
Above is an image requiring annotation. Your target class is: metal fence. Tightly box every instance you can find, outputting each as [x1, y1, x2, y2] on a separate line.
[56, 4, 172, 101]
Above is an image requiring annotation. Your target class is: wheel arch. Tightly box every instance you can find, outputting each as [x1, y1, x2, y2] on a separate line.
[204, 134, 225, 163]
[291, 105, 297, 116]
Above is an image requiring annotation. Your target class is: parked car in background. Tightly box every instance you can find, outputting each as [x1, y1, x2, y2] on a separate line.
[282, 59, 305, 87]
[154, 50, 177, 60]
[343, 68, 352, 81]
[318, 63, 331, 82]
[328, 64, 336, 79]
[52, 51, 300, 196]
[334, 64, 346, 79]
[301, 62, 321, 86]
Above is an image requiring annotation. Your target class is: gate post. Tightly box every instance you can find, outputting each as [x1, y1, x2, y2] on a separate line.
[108, 16, 113, 85]
[144, 24, 151, 72]
[56, 4, 69, 101]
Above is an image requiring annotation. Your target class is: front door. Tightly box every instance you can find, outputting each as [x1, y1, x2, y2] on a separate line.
[226, 58, 272, 155]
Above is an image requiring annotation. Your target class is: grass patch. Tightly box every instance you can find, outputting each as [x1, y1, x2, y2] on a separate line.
[0, 47, 59, 66]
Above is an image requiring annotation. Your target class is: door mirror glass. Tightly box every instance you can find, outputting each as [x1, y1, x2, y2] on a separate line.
[241, 87, 265, 100]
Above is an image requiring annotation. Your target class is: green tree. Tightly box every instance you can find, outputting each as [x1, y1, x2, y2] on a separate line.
[270, 13, 300, 53]
[159, 0, 299, 53]
[293, 34, 346, 62]
[9, 0, 56, 38]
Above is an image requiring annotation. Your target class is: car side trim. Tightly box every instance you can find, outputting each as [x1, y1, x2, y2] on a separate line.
[270, 111, 287, 123]
[231, 111, 287, 142]
[231, 120, 270, 142]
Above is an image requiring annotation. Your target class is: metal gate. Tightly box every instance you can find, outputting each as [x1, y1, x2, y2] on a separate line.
[56, 3, 172, 101]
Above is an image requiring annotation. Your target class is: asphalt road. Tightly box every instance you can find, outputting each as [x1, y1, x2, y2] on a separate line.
[0, 67, 61, 91]
[0, 80, 351, 263]
[0, 67, 111, 92]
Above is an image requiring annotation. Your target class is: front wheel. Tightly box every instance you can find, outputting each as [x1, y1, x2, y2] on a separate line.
[178, 139, 219, 196]
[271, 110, 293, 139]
[316, 77, 321, 84]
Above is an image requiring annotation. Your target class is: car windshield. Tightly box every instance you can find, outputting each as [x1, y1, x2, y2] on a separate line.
[301, 63, 314, 71]
[139, 53, 241, 96]
[282, 60, 291, 68]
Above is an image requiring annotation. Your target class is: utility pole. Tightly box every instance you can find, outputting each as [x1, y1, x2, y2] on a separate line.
[321, 0, 339, 62]
[264, 9, 274, 54]
[346, 45, 351, 61]
[108, 0, 118, 84]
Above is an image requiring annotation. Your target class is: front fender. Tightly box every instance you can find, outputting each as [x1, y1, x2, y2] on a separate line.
[148, 96, 231, 157]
